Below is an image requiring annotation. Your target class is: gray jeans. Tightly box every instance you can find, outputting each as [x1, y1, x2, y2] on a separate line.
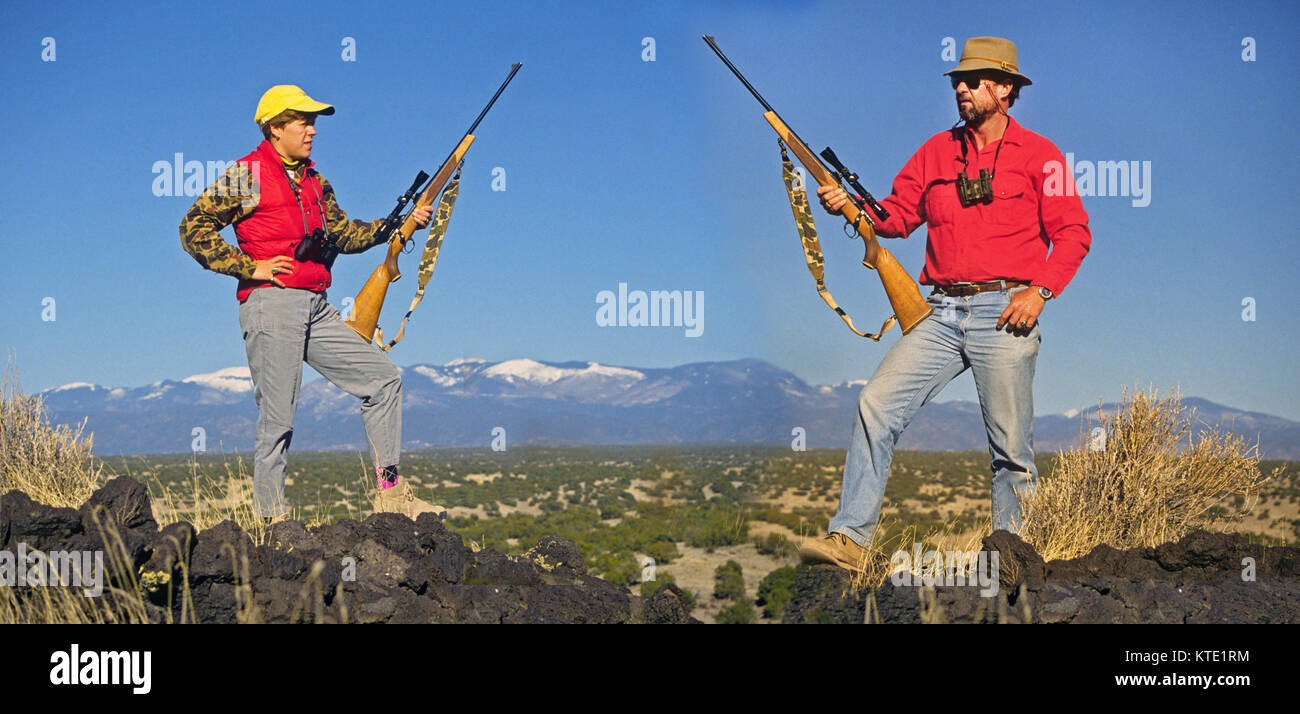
[238, 287, 402, 518]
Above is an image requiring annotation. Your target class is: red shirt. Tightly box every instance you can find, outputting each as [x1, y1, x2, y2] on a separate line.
[869, 115, 1090, 297]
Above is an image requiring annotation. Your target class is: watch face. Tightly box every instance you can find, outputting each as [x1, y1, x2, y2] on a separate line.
[1037, 287, 1052, 299]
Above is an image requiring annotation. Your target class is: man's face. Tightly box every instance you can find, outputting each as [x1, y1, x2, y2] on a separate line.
[271, 115, 317, 161]
[951, 71, 1011, 123]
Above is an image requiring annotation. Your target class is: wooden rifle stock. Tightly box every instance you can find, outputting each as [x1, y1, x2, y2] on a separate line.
[345, 135, 474, 343]
[762, 112, 931, 334]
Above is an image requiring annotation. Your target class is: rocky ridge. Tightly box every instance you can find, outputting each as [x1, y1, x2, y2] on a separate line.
[784, 529, 1300, 623]
[0, 476, 697, 624]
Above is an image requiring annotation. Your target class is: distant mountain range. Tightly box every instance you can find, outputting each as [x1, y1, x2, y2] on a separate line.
[35, 358, 1300, 459]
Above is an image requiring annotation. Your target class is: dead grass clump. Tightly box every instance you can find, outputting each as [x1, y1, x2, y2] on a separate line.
[0, 359, 103, 508]
[1018, 388, 1278, 562]
[848, 515, 993, 592]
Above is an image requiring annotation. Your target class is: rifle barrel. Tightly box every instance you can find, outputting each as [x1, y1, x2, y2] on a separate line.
[466, 63, 523, 136]
[702, 35, 775, 113]
[422, 63, 522, 204]
[703, 36, 830, 175]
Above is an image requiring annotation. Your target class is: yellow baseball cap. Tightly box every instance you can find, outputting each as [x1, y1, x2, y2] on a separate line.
[254, 85, 336, 125]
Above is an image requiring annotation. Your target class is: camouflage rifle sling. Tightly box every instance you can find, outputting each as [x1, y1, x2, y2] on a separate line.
[374, 165, 462, 352]
[779, 140, 896, 341]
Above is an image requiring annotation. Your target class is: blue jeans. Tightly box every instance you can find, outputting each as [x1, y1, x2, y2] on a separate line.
[828, 284, 1041, 546]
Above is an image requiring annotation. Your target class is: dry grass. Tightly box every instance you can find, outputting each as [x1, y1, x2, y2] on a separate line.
[0, 362, 159, 622]
[1017, 388, 1278, 562]
[0, 360, 104, 508]
[0, 502, 180, 624]
[847, 516, 1011, 624]
[844, 387, 1277, 624]
[848, 515, 994, 592]
[0, 363, 351, 623]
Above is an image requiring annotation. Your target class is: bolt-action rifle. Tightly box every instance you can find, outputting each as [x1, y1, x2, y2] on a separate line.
[346, 63, 522, 344]
[703, 36, 931, 337]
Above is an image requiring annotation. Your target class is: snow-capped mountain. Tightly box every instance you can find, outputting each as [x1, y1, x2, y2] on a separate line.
[34, 358, 1300, 458]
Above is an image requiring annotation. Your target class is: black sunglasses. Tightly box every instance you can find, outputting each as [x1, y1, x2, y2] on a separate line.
[950, 72, 999, 90]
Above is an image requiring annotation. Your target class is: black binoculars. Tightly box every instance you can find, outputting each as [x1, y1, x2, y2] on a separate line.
[956, 169, 994, 207]
[294, 227, 341, 269]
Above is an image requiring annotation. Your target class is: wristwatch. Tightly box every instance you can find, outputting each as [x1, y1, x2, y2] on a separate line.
[1034, 285, 1053, 300]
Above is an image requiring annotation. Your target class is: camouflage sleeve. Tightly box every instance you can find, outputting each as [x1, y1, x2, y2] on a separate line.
[317, 174, 386, 254]
[179, 161, 259, 279]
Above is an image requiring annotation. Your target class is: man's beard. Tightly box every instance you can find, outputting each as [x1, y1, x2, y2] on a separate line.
[958, 99, 989, 123]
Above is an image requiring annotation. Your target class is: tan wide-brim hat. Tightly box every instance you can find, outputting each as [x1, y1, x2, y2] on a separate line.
[942, 36, 1032, 86]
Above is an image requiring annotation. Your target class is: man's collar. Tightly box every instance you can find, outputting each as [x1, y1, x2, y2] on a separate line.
[950, 115, 1024, 153]
[1001, 115, 1024, 146]
[255, 139, 314, 170]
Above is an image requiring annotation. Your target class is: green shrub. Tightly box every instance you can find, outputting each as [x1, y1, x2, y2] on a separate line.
[643, 539, 680, 564]
[591, 551, 639, 586]
[688, 507, 748, 550]
[640, 573, 676, 599]
[713, 560, 745, 601]
[754, 532, 793, 557]
[757, 566, 796, 619]
[715, 599, 756, 624]
[678, 587, 697, 613]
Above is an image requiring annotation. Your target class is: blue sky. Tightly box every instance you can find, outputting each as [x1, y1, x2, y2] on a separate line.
[2, 0, 1298, 419]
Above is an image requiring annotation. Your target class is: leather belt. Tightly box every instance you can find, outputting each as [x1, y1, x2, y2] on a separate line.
[931, 280, 1029, 297]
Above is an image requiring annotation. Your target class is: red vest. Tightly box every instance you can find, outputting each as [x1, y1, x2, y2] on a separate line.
[234, 140, 332, 302]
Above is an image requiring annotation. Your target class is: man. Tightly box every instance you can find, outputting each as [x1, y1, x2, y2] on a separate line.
[800, 37, 1090, 572]
[180, 84, 443, 522]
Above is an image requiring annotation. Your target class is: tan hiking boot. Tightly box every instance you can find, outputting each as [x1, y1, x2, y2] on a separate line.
[799, 532, 870, 573]
[373, 481, 447, 521]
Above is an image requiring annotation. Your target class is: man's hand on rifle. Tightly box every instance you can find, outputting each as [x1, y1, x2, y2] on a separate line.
[253, 256, 295, 287]
[817, 185, 850, 215]
[411, 205, 435, 230]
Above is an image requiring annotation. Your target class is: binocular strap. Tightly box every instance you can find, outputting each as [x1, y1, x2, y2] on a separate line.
[375, 165, 462, 352]
[779, 141, 896, 342]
